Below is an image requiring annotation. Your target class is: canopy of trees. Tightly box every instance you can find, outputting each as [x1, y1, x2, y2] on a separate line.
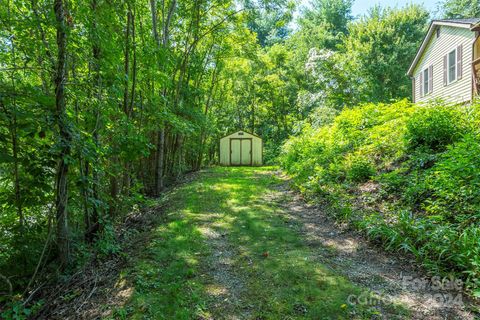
[0, 0, 474, 314]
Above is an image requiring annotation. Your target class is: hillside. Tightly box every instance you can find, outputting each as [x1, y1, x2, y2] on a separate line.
[280, 99, 480, 299]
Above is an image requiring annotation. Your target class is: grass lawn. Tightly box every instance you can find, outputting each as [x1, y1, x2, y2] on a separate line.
[108, 167, 406, 319]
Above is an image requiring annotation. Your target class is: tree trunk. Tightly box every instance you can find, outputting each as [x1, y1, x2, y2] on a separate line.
[9, 36, 24, 227]
[80, 0, 102, 242]
[53, 0, 71, 266]
[149, 0, 176, 195]
[196, 66, 218, 170]
[122, 6, 135, 195]
[123, 6, 131, 116]
[129, 6, 137, 116]
[155, 128, 165, 194]
[150, 0, 164, 195]
[11, 115, 22, 227]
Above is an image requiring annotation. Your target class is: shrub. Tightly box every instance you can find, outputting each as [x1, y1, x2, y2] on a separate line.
[280, 99, 413, 186]
[405, 103, 466, 151]
[345, 154, 375, 182]
[423, 134, 480, 221]
[280, 99, 480, 295]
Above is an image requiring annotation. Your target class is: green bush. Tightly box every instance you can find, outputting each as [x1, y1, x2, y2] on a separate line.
[423, 134, 480, 221]
[405, 104, 466, 151]
[345, 154, 375, 182]
[279, 99, 413, 184]
[280, 99, 480, 295]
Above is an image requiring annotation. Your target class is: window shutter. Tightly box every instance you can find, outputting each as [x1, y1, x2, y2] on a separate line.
[457, 44, 463, 80]
[412, 77, 415, 102]
[429, 64, 433, 93]
[419, 72, 423, 97]
[443, 55, 448, 85]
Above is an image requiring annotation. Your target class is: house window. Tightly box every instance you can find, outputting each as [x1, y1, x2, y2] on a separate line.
[448, 48, 457, 83]
[423, 68, 430, 95]
[436, 28, 440, 38]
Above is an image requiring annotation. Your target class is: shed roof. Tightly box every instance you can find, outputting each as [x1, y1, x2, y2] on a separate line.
[220, 130, 262, 140]
[407, 18, 480, 76]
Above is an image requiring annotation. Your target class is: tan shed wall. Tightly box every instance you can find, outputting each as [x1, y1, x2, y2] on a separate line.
[413, 26, 475, 104]
[219, 137, 230, 165]
[219, 131, 262, 166]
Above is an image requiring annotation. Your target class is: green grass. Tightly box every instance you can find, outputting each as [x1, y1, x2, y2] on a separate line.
[108, 167, 405, 319]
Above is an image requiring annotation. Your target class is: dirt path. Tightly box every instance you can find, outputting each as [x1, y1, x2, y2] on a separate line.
[197, 223, 251, 319]
[34, 167, 478, 319]
[268, 172, 477, 320]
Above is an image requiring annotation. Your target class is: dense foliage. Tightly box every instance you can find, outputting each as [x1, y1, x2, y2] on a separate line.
[280, 100, 480, 296]
[0, 0, 288, 312]
[441, 0, 480, 18]
[1, 0, 476, 315]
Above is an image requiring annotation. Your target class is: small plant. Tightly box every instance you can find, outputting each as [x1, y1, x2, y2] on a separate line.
[95, 223, 120, 258]
[405, 103, 466, 151]
[0, 298, 44, 320]
[423, 134, 480, 220]
[346, 155, 375, 182]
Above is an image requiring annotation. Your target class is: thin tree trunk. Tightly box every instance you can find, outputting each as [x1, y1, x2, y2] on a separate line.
[4, 4, 24, 227]
[53, 0, 71, 266]
[81, 161, 91, 237]
[196, 66, 218, 170]
[123, 6, 131, 116]
[155, 128, 165, 194]
[71, 57, 92, 240]
[151, 0, 164, 195]
[10, 36, 23, 227]
[11, 113, 22, 226]
[129, 6, 137, 115]
[149, 0, 176, 195]
[90, 0, 101, 239]
[122, 6, 135, 195]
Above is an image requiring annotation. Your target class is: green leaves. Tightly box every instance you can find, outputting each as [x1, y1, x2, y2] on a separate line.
[343, 5, 429, 103]
[442, 0, 480, 19]
[280, 99, 480, 296]
[0, 152, 15, 164]
[406, 103, 467, 151]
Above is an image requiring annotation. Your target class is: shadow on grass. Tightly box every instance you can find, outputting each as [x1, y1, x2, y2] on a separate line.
[108, 167, 402, 319]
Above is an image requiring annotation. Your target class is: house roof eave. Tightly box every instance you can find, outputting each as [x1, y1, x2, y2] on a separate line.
[407, 20, 475, 77]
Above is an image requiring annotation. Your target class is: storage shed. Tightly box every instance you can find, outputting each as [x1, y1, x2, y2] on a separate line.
[219, 131, 262, 166]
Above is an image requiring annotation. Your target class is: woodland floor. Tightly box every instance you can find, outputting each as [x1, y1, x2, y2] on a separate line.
[36, 167, 478, 319]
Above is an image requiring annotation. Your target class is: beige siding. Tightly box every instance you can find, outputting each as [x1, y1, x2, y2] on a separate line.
[219, 131, 263, 166]
[413, 26, 475, 104]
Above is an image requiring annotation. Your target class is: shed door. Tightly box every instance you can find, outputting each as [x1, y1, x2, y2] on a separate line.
[230, 139, 241, 165]
[241, 139, 252, 165]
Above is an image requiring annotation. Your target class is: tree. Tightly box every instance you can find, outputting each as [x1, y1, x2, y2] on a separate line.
[53, 0, 72, 266]
[298, 0, 353, 50]
[343, 5, 429, 102]
[242, 0, 295, 46]
[441, 0, 480, 18]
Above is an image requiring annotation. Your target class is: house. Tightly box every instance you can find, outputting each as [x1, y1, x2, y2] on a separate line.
[219, 131, 263, 166]
[407, 18, 480, 104]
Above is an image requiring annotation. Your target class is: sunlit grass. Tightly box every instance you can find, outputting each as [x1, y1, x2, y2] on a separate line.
[108, 167, 407, 319]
